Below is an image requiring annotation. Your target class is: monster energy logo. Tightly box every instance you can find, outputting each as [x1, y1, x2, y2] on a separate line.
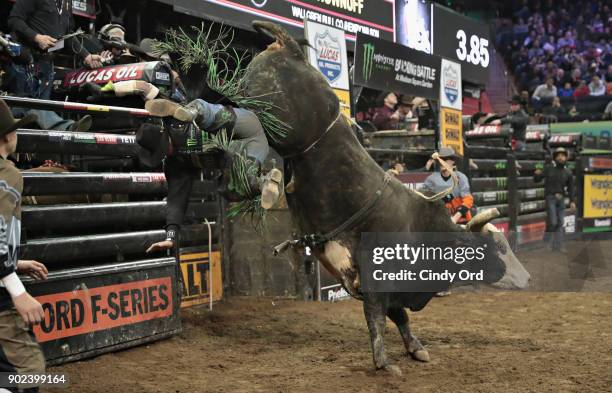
[362, 43, 375, 81]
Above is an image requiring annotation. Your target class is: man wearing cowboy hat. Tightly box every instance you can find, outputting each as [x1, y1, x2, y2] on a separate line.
[534, 147, 576, 253]
[0, 99, 49, 392]
[491, 95, 529, 152]
[421, 146, 474, 225]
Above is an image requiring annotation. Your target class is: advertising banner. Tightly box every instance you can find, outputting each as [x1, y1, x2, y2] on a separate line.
[305, 20, 351, 117]
[59, 62, 172, 92]
[440, 107, 463, 156]
[175, 0, 395, 43]
[179, 251, 223, 308]
[583, 175, 612, 219]
[439, 59, 462, 110]
[26, 259, 181, 365]
[354, 33, 441, 99]
[550, 121, 612, 154]
[305, 21, 350, 90]
[33, 277, 173, 343]
[439, 58, 463, 155]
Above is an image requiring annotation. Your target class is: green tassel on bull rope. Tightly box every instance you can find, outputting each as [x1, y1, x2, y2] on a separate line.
[200, 128, 267, 231]
[154, 23, 290, 143]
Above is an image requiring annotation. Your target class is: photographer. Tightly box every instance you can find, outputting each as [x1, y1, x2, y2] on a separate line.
[5, 0, 102, 132]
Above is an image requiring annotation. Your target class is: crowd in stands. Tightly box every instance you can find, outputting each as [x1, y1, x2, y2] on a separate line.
[496, 0, 611, 122]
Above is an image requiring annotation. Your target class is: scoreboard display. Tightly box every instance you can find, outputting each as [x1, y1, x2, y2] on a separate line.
[394, 0, 490, 85]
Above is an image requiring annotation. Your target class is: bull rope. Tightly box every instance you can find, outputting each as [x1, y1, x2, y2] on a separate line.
[282, 109, 343, 159]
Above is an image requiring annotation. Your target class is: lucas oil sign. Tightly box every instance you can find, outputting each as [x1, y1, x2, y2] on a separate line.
[33, 278, 173, 343]
[305, 20, 350, 116]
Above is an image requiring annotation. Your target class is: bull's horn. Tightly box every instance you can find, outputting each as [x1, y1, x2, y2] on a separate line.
[466, 208, 500, 232]
[252, 21, 304, 59]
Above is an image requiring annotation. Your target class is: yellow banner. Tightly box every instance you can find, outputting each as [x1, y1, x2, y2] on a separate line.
[333, 88, 351, 118]
[440, 107, 463, 156]
[583, 174, 612, 218]
[179, 251, 223, 308]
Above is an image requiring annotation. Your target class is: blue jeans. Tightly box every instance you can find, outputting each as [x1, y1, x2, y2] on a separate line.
[192, 99, 269, 163]
[546, 194, 565, 250]
[3, 60, 74, 131]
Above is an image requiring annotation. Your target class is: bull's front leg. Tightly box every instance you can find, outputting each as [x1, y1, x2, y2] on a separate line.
[386, 307, 430, 362]
[362, 294, 402, 376]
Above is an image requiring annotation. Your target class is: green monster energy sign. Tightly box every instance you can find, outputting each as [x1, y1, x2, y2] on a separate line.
[353, 33, 441, 100]
[362, 43, 375, 81]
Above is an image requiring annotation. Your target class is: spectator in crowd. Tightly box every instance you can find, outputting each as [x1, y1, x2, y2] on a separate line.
[588, 74, 606, 95]
[543, 97, 566, 122]
[534, 147, 575, 253]
[492, 95, 529, 151]
[0, 99, 49, 393]
[532, 77, 558, 101]
[603, 100, 612, 120]
[573, 80, 590, 96]
[605, 64, 612, 83]
[558, 82, 574, 97]
[5, 0, 102, 132]
[372, 92, 400, 130]
[396, 95, 414, 129]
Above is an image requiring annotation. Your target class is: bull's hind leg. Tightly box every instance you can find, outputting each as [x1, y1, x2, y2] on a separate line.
[387, 307, 430, 362]
[363, 296, 402, 376]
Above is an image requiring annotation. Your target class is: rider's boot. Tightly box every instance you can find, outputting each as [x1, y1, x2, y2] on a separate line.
[145, 98, 199, 122]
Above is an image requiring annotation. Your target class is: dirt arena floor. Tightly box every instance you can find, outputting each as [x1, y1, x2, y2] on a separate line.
[48, 239, 612, 393]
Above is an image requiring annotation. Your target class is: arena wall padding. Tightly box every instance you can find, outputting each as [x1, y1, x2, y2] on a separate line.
[23, 172, 167, 195]
[21, 226, 219, 267]
[16, 129, 139, 156]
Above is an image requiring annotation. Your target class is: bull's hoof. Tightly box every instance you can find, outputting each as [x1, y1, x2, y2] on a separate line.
[380, 364, 402, 377]
[409, 349, 430, 362]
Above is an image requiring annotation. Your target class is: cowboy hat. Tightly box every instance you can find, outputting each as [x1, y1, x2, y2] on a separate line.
[136, 122, 169, 167]
[0, 99, 36, 137]
[552, 147, 568, 158]
[438, 146, 458, 160]
[139, 38, 172, 63]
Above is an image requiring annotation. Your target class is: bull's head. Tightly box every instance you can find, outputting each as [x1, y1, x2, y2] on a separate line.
[246, 21, 341, 156]
[464, 209, 531, 289]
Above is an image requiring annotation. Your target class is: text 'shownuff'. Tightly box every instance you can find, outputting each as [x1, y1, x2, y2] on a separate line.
[362, 43, 375, 81]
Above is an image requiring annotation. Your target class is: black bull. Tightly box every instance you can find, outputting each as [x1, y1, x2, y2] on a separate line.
[244, 21, 530, 374]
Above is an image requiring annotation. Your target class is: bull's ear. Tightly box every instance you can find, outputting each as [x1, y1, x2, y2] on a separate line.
[466, 208, 500, 232]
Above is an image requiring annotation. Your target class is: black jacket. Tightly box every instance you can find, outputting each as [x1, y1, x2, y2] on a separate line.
[534, 163, 575, 202]
[8, 0, 89, 58]
[163, 155, 199, 240]
[501, 109, 529, 141]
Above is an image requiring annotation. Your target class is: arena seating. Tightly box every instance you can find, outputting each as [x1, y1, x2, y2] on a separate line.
[495, 0, 611, 119]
